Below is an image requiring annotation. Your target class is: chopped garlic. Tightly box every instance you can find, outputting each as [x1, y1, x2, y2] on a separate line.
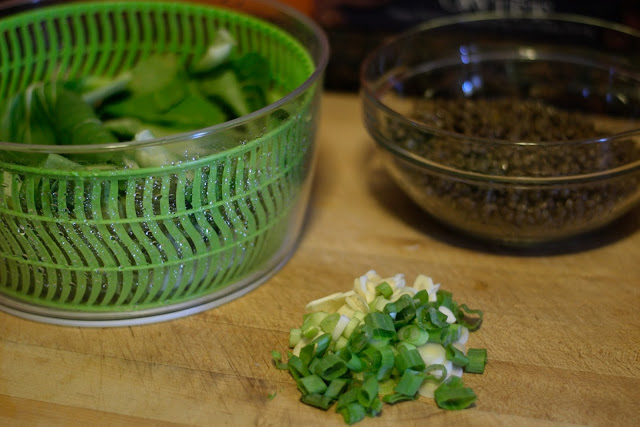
[390, 286, 417, 302]
[384, 273, 406, 290]
[305, 291, 352, 313]
[336, 304, 356, 318]
[413, 274, 435, 291]
[413, 274, 441, 302]
[345, 293, 369, 313]
[354, 270, 381, 303]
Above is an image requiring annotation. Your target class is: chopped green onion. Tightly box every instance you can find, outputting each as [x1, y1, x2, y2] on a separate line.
[335, 345, 351, 361]
[336, 387, 360, 410]
[346, 353, 367, 373]
[325, 378, 350, 400]
[300, 333, 330, 367]
[384, 294, 416, 327]
[309, 357, 320, 374]
[445, 324, 462, 343]
[395, 341, 417, 353]
[394, 348, 426, 374]
[434, 376, 477, 410]
[303, 311, 329, 327]
[320, 313, 341, 333]
[424, 363, 448, 382]
[339, 402, 366, 425]
[367, 338, 391, 349]
[465, 348, 487, 374]
[378, 378, 397, 396]
[352, 371, 364, 382]
[353, 311, 366, 321]
[446, 344, 470, 367]
[366, 397, 383, 417]
[359, 346, 382, 372]
[394, 369, 426, 397]
[416, 305, 449, 331]
[301, 393, 334, 410]
[364, 312, 396, 341]
[273, 272, 488, 424]
[427, 328, 446, 345]
[271, 350, 288, 370]
[313, 334, 332, 358]
[397, 324, 429, 346]
[335, 336, 349, 351]
[289, 328, 302, 348]
[301, 312, 328, 339]
[314, 354, 348, 381]
[437, 290, 455, 311]
[456, 304, 484, 332]
[299, 342, 315, 367]
[342, 316, 361, 339]
[428, 306, 450, 329]
[382, 392, 417, 405]
[347, 324, 371, 354]
[357, 375, 379, 407]
[371, 296, 390, 313]
[413, 289, 430, 306]
[297, 374, 327, 396]
[287, 355, 310, 380]
[375, 281, 393, 298]
[375, 346, 395, 381]
[302, 325, 319, 340]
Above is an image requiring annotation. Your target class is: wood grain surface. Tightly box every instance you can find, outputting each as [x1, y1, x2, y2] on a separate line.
[1, 93, 639, 426]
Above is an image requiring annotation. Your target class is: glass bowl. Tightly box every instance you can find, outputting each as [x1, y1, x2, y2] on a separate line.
[361, 13, 640, 246]
[0, 0, 328, 325]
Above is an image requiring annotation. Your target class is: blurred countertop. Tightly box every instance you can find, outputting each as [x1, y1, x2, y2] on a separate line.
[1, 92, 639, 426]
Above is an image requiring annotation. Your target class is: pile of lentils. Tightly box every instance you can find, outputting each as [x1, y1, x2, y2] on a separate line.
[391, 97, 640, 241]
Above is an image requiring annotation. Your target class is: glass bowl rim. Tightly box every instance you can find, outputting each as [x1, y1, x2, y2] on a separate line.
[0, 0, 330, 154]
[360, 11, 640, 183]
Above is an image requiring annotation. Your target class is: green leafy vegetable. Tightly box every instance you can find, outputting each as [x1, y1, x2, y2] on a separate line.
[0, 29, 277, 171]
[74, 72, 133, 107]
[190, 28, 235, 74]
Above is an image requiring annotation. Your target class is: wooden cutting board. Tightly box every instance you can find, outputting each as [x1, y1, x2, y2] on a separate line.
[1, 93, 639, 426]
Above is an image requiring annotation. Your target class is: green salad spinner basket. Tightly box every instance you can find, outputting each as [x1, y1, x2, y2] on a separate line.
[0, 0, 328, 326]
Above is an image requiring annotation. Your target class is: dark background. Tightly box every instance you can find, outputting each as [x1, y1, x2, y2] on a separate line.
[316, 0, 640, 91]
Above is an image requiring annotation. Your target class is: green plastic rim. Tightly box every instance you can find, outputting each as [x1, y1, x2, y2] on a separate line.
[0, 0, 328, 325]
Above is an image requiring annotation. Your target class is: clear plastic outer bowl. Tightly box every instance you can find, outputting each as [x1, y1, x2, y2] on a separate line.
[0, 0, 329, 326]
[361, 13, 640, 246]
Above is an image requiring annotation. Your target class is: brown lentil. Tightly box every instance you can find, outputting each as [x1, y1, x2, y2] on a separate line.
[388, 97, 640, 243]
